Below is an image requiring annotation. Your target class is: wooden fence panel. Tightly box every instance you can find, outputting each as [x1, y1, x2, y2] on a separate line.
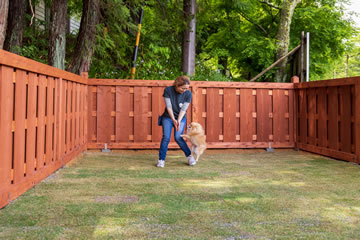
[294, 78, 360, 163]
[0, 50, 88, 209]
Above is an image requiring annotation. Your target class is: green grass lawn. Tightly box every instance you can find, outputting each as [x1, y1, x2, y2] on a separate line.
[1, 149, 360, 240]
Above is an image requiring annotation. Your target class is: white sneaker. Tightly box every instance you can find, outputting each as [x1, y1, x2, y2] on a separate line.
[187, 155, 196, 166]
[157, 160, 165, 168]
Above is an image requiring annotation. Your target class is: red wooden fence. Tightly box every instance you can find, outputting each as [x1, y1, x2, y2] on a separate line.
[87, 79, 295, 150]
[1, 49, 360, 209]
[0, 50, 87, 208]
[294, 77, 360, 164]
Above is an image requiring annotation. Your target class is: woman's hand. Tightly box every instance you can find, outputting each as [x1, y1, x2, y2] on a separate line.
[172, 119, 179, 132]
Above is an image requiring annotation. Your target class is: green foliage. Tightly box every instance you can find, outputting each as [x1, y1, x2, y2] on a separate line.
[21, 14, 49, 64]
[18, 0, 357, 81]
[88, 0, 140, 79]
[291, 0, 354, 80]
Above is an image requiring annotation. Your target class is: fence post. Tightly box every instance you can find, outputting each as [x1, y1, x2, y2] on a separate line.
[355, 83, 360, 164]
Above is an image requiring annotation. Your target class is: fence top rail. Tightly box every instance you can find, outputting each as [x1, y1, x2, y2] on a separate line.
[88, 78, 295, 89]
[0, 50, 86, 84]
[295, 77, 360, 89]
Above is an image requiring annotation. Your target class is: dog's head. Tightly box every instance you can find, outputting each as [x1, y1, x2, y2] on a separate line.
[187, 122, 204, 135]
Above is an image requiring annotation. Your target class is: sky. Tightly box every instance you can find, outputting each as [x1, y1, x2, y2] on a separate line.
[345, 0, 360, 27]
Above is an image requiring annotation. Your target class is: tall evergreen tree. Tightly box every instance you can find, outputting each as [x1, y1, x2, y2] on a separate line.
[182, 0, 196, 76]
[67, 0, 100, 74]
[48, 0, 68, 70]
[0, 0, 9, 49]
[275, 0, 301, 82]
[3, 0, 26, 54]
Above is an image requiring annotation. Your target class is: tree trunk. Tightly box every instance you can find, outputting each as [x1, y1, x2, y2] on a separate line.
[67, 0, 100, 74]
[3, 0, 26, 54]
[0, 0, 9, 49]
[275, 0, 300, 82]
[48, 0, 68, 70]
[182, 0, 196, 76]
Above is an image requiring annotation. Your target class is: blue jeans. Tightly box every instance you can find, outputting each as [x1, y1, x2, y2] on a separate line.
[159, 116, 191, 161]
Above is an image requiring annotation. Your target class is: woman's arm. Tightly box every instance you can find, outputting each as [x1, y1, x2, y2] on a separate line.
[164, 97, 179, 131]
[177, 102, 190, 126]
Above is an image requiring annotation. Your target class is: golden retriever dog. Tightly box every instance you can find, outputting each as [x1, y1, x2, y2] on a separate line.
[181, 122, 207, 162]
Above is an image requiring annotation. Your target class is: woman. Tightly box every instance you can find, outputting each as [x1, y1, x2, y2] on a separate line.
[157, 75, 196, 168]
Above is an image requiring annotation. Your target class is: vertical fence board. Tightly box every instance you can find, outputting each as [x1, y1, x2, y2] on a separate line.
[307, 88, 316, 145]
[240, 89, 253, 142]
[13, 70, 27, 183]
[0, 66, 14, 207]
[206, 88, 222, 142]
[60, 80, 66, 159]
[134, 87, 148, 142]
[328, 87, 339, 150]
[340, 86, 351, 153]
[26, 73, 37, 176]
[355, 84, 360, 163]
[191, 86, 200, 122]
[83, 85, 88, 146]
[79, 85, 84, 146]
[151, 87, 164, 142]
[76, 84, 81, 147]
[97, 86, 113, 144]
[116, 86, 130, 142]
[299, 89, 307, 144]
[288, 89, 295, 144]
[317, 88, 327, 147]
[257, 89, 272, 142]
[54, 78, 60, 163]
[223, 88, 237, 142]
[87, 86, 96, 143]
[66, 81, 71, 153]
[198, 88, 206, 129]
[46, 77, 54, 164]
[273, 89, 287, 142]
[71, 82, 76, 150]
[37, 75, 46, 169]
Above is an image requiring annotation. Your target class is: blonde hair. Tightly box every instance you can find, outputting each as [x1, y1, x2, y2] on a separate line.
[173, 75, 190, 87]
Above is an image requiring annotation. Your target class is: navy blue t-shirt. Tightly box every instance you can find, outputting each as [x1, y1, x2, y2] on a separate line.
[162, 86, 192, 119]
